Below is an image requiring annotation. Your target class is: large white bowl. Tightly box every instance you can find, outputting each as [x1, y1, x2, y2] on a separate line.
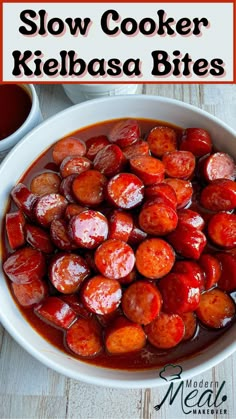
[0, 95, 235, 388]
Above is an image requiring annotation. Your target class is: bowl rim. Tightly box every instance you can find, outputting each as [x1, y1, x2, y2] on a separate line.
[0, 94, 235, 388]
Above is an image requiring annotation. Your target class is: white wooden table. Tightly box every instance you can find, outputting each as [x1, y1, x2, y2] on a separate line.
[0, 84, 236, 419]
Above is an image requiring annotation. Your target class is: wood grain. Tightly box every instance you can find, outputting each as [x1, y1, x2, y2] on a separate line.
[0, 84, 235, 419]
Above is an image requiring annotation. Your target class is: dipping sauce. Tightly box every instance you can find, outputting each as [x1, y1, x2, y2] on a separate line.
[0, 84, 32, 141]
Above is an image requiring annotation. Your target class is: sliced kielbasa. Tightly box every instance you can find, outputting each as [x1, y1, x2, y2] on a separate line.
[68, 210, 108, 249]
[35, 296, 77, 329]
[215, 253, 236, 291]
[199, 253, 222, 290]
[60, 156, 92, 178]
[196, 288, 235, 328]
[12, 278, 48, 307]
[72, 170, 107, 206]
[30, 172, 61, 196]
[167, 224, 207, 259]
[6, 210, 25, 249]
[106, 173, 144, 209]
[139, 201, 178, 236]
[105, 316, 146, 354]
[144, 313, 185, 349]
[200, 179, 236, 211]
[164, 178, 193, 209]
[122, 140, 150, 160]
[147, 126, 177, 157]
[202, 152, 235, 182]
[177, 208, 205, 231]
[144, 183, 177, 209]
[93, 144, 126, 177]
[172, 260, 205, 291]
[50, 219, 77, 251]
[52, 136, 86, 165]
[11, 183, 38, 219]
[208, 213, 236, 248]
[66, 317, 103, 357]
[108, 209, 133, 242]
[180, 312, 197, 341]
[86, 135, 110, 161]
[162, 150, 195, 180]
[130, 155, 165, 185]
[25, 224, 54, 253]
[34, 193, 68, 227]
[109, 119, 140, 148]
[179, 128, 212, 157]
[59, 174, 77, 203]
[3, 247, 46, 284]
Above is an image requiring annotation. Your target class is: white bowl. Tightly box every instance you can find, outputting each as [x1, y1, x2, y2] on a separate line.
[0, 95, 235, 388]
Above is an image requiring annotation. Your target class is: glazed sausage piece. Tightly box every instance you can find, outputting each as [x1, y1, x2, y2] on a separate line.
[72, 170, 107, 206]
[215, 253, 236, 292]
[64, 203, 86, 220]
[172, 260, 205, 292]
[158, 273, 201, 314]
[202, 152, 235, 182]
[128, 221, 147, 246]
[52, 136, 86, 165]
[11, 183, 38, 219]
[96, 307, 123, 328]
[130, 155, 165, 186]
[35, 296, 77, 329]
[179, 128, 212, 157]
[105, 316, 146, 354]
[68, 210, 108, 249]
[199, 254, 222, 290]
[3, 247, 46, 284]
[139, 202, 178, 236]
[106, 173, 144, 209]
[60, 294, 92, 319]
[66, 317, 103, 357]
[162, 151, 196, 180]
[108, 210, 133, 242]
[34, 193, 68, 227]
[30, 172, 61, 196]
[196, 288, 235, 328]
[147, 126, 177, 157]
[12, 278, 48, 307]
[109, 119, 140, 148]
[59, 174, 77, 203]
[122, 281, 162, 325]
[81, 275, 122, 315]
[164, 178, 193, 209]
[144, 313, 185, 349]
[25, 224, 54, 253]
[86, 135, 110, 161]
[200, 179, 236, 212]
[177, 208, 205, 231]
[93, 144, 126, 177]
[167, 224, 207, 260]
[60, 156, 92, 178]
[208, 213, 236, 248]
[95, 239, 135, 280]
[135, 238, 175, 279]
[50, 219, 77, 251]
[122, 140, 150, 160]
[180, 312, 197, 341]
[49, 253, 90, 294]
[6, 210, 25, 249]
[144, 183, 177, 209]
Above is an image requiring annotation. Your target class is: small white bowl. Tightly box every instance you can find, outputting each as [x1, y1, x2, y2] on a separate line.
[62, 83, 139, 104]
[0, 84, 42, 160]
[0, 95, 235, 388]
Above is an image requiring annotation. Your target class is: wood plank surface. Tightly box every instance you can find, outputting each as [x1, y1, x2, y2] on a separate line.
[0, 84, 235, 419]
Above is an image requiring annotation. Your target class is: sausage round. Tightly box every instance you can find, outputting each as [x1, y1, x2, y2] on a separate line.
[208, 212, 236, 248]
[215, 253, 236, 292]
[179, 128, 212, 157]
[202, 152, 235, 182]
[3, 247, 46, 284]
[164, 178, 193, 209]
[25, 224, 54, 253]
[144, 313, 185, 349]
[72, 170, 107, 206]
[50, 219, 77, 251]
[106, 173, 144, 209]
[122, 140, 150, 160]
[108, 210, 133, 241]
[162, 150, 195, 180]
[167, 224, 207, 259]
[35, 296, 77, 329]
[68, 210, 108, 249]
[196, 288, 235, 328]
[172, 260, 205, 292]
[144, 183, 177, 209]
[6, 210, 25, 250]
[109, 119, 140, 148]
[199, 253, 222, 290]
[86, 135, 110, 161]
[130, 155, 165, 185]
[30, 172, 61, 196]
[60, 156, 92, 178]
[181, 312, 197, 341]
[200, 179, 236, 211]
[52, 136, 86, 165]
[147, 126, 177, 157]
[65, 317, 103, 357]
[105, 316, 146, 354]
[139, 202, 178, 236]
[93, 144, 126, 177]
[12, 278, 48, 307]
[34, 193, 68, 227]
[177, 208, 205, 231]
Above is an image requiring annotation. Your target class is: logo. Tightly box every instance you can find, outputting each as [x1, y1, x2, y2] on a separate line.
[154, 364, 228, 415]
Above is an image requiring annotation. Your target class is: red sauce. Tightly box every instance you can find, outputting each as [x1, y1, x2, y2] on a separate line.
[2, 118, 235, 370]
[0, 84, 32, 141]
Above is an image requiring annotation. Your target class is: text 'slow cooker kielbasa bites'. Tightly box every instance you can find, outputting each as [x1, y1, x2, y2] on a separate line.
[2, 118, 236, 370]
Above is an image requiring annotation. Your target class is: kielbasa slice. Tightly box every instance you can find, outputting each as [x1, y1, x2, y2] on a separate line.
[25, 224, 54, 253]
[162, 150, 195, 180]
[167, 224, 207, 259]
[6, 210, 25, 249]
[177, 208, 205, 231]
[81, 275, 122, 315]
[179, 128, 212, 157]
[181, 312, 197, 341]
[130, 155, 165, 185]
[139, 202, 178, 236]
[59, 174, 77, 203]
[93, 144, 126, 177]
[3, 247, 46, 284]
[147, 126, 177, 157]
[122, 280, 162, 325]
[135, 238, 175, 279]
[208, 212, 236, 248]
[72, 170, 107, 206]
[49, 253, 90, 294]
[172, 260, 205, 292]
[65, 203, 86, 220]
[95, 239, 135, 280]
[11, 183, 38, 219]
[50, 219, 77, 251]
[66, 317, 103, 357]
[200, 179, 236, 212]
[105, 316, 146, 354]
[106, 173, 144, 209]
[34, 193, 68, 227]
[108, 210, 133, 242]
[196, 288, 235, 328]
[144, 183, 177, 209]
[164, 178, 193, 209]
[60, 294, 92, 319]
[68, 210, 108, 249]
[202, 152, 235, 182]
[159, 273, 200, 314]
[144, 313, 185, 349]
[52, 136, 86, 165]
[35, 296, 77, 329]
[12, 278, 48, 307]
[109, 119, 140, 148]
[122, 140, 150, 160]
[86, 135, 110, 161]
[215, 253, 236, 292]
[30, 172, 61, 196]
[60, 156, 92, 178]
[199, 253, 222, 290]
